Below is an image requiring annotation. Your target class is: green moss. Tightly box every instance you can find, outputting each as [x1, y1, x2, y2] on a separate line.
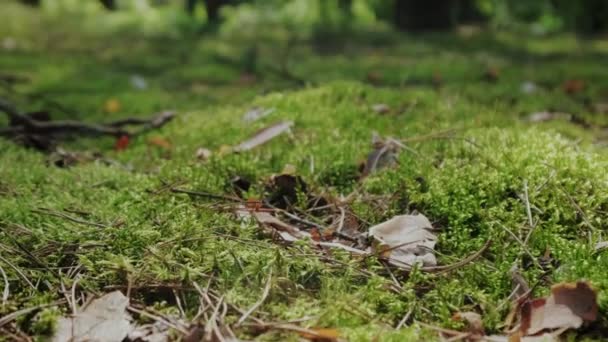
[1, 2, 608, 340]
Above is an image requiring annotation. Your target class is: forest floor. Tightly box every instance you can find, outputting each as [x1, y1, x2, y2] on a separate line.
[1, 3, 608, 341]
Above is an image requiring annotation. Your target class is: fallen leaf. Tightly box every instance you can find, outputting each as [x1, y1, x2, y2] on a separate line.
[52, 291, 132, 342]
[483, 67, 500, 82]
[371, 103, 391, 114]
[527, 112, 571, 123]
[115, 135, 130, 151]
[130, 74, 148, 90]
[128, 322, 170, 342]
[366, 71, 383, 85]
[453, 311, 484, 336]
[104, 98, 122, 113]
[243, 107, 275, 122]
[595, 241, 608, 252]
[593, 102, 608, 114]
[147, 136, 171, 150]
[521, 81, 538, 94]
[195, 147, 212, 161]
[562, 79, 585, 95]
[520, 281, 597, 336]
[234, 121, 293, 152]
[368, 214, 437, 269]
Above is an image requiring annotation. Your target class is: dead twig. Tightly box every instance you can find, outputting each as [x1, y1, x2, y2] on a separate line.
[0, 98, 175, 138]
[0, 265, 9, 306]
[32, 208, 107, 228]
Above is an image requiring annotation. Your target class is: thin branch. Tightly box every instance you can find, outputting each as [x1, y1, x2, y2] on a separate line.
[0, 97, 175, 138]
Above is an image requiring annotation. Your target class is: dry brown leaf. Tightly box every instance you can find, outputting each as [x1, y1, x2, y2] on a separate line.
[520, 281, 597, 336]
[235, 121, 293, 152]
[562, 79, 585, 95]
[147, 136, 171, 150]
[368, 214, 437, 269]
[453, 311, 485, 336]
[52, 291, 132, 342]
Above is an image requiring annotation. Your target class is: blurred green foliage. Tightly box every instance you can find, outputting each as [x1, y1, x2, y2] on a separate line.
[19, 0, 608, 35]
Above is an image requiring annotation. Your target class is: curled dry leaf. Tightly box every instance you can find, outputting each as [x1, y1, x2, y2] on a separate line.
[520, 281, 597, 336]
[453, 311, 485, 337]
[527, 112, 572, 123]
[52, 291, 132, 342]
[235, 121, 293, 152]
[195, 147, 212, 161]
[371, 103, 391, 114]
[368, 214, 437, 269]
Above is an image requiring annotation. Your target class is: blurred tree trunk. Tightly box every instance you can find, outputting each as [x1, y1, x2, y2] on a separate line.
[99, 0, 116, 10]
[394, 0, 456, 31]
[338, 0, 352, 15]
[20, 0, 40, 6]
[205, 0, 224, 24]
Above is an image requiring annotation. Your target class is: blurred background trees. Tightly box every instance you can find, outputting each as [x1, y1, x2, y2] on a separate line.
[16, 0, 608, 35]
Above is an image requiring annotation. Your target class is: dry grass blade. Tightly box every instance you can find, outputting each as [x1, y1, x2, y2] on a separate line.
[0, 265, 9, 306]
[0, 254, 35, 290]
[237, 270, 273, 326]
[421, 239, 492, 273]
[0, 301, 64, 328]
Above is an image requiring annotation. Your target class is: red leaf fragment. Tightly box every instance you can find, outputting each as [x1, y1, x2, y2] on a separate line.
[115, 135, 130, 151]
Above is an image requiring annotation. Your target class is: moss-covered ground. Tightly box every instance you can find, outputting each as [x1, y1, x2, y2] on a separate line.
[1, 3, 608, 341]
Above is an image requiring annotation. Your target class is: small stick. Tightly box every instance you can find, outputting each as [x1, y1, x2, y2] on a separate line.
[396, 308, 413, 329]
[523, 180, 534, 229]
[32, 208, 107, 228]
[0, 265, 9, 306]
[237, 270, 273, 326]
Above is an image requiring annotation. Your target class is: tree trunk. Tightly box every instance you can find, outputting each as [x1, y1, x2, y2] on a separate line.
[394, 0, 456, 31]
[99, 0, 116, 10]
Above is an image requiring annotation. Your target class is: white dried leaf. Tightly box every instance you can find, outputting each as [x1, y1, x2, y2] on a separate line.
[235, 121, 293, 152]
[243, 107, 275, 122]
[368, 214, 437, 269]
[52, 291, 132, 342]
